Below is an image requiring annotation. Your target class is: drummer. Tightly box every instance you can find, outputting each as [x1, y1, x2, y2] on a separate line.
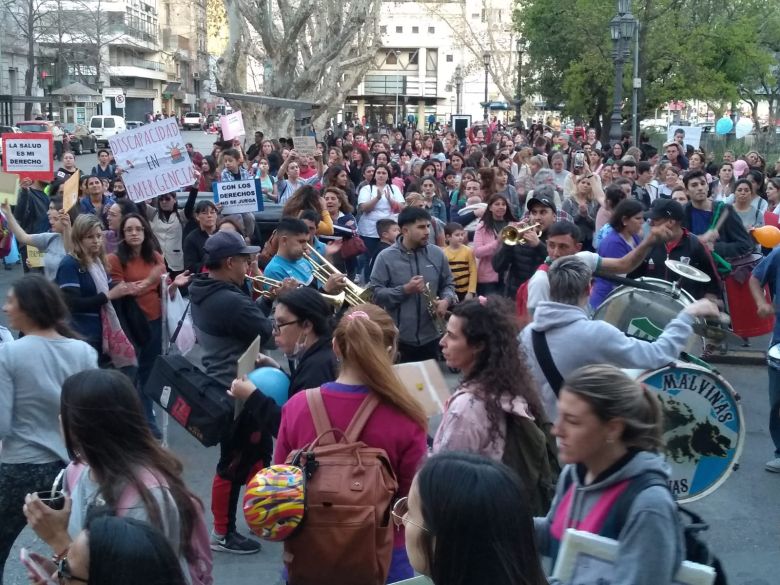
[520, 256, 720, 419]
[632, 199, 721, 302]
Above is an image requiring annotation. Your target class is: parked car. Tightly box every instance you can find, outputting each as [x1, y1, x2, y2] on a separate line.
[16, 120, 55, 133]
[89, 115, 127, 147]
[183, 111, 205, 130]
[0, 125, 22, 161]
[126, 120, 144, 130]
[63, 123, 97, 154]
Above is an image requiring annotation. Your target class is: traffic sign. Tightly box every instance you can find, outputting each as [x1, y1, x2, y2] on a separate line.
[114, 94, 126, 109]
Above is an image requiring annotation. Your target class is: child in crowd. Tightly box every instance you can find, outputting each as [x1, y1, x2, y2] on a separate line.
[369, 218, 400, 275]
[444, 222, 476, 301]
[220, 148, 251, 182]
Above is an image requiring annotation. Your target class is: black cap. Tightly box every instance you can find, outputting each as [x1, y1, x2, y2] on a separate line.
[646, 198, 684, 222]
[204, 231, 260, 261]
[527, 188, 557, 214]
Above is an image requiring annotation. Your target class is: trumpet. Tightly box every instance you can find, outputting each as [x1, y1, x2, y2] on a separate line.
[303, 243, 373, 306]
[500, 222, 542, 246]
[248, 274, 346, 309]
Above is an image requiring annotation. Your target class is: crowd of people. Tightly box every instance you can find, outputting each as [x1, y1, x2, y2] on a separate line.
[0, 118, 778, 585]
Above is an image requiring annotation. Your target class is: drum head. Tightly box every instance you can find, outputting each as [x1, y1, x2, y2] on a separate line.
[768, 344, 780, 367]
[636, 362, 745, 503]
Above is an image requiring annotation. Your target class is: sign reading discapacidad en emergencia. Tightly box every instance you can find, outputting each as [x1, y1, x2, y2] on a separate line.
[1, 133, 54, 181]
[108, 117, 194, 203]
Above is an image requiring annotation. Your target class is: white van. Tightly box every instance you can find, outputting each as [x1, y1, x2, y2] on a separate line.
[89, 115, 127, 146]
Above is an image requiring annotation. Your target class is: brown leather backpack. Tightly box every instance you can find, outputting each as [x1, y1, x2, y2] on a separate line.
[283, 389, 398, 585]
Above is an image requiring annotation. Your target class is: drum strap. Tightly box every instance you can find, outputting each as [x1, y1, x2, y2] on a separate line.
[532, 329, 564, 396]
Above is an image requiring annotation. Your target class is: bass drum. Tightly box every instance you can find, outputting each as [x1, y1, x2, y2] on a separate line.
[624, 361, 745, 503]
[593, 277, 696, 341]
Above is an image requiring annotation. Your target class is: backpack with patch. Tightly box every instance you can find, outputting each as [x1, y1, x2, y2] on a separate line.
[516, 263, 549, 328]
[284, 389, 398, 585]
[502, 409, 561, 517]
[65, 462, 213, 585]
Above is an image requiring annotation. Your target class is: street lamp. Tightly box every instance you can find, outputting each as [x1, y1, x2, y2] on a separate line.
[453, 65, 463, 115]
[515, 37, 526, 129]
[608, 0, 636, 146]
[482, 51, 490, 121]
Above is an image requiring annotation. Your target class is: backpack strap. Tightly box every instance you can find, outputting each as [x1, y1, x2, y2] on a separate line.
[343, 394, 381, 443]
[531, 329, 564, 396]
[606, 471, 669, 538]
[305, 387, 337, 445]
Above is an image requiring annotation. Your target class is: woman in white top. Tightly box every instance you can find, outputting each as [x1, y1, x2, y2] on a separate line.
[357, 163, 405, 280]
[0, 275, 97, 580]
[710, 162, 736, 201]
[146, 192, 187, 274]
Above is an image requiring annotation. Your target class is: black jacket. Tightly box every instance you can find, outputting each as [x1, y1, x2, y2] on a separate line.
[286, 335, 339, 398]
[492, 236, 547, 298]
[683, 202, 753, 260]
[183, 228, 210, 274]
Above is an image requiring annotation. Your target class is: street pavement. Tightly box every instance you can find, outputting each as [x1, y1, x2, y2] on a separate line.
[2, 130, 779, 584]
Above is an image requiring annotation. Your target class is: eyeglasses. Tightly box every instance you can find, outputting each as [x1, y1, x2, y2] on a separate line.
[58, 557, 88, 583]
[391, 497, 428, 532]
[272, 319, 301, 335]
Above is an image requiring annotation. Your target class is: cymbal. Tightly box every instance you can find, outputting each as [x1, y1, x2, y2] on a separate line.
[664, 259, 711, 283]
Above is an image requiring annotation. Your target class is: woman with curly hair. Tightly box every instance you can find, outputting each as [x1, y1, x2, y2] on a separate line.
[281, 184, 334, 235]
[434, 296, 544, 461]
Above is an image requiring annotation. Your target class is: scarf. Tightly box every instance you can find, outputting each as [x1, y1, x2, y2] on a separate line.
[87, 261, 137, 368]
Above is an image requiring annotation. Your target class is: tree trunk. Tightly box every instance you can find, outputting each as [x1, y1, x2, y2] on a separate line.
[24, 1, 35, 120]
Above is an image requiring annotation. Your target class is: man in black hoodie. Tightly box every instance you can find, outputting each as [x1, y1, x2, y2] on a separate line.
[189, 230, 274, 555]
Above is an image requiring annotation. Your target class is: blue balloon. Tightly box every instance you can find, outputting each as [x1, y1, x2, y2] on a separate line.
[715, 118, 733, 136]
[247, 367, 290, 407]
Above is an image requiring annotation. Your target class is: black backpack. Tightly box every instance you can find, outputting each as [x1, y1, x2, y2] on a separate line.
[502, 411, 562, 517]
[566, 471, 729, 585]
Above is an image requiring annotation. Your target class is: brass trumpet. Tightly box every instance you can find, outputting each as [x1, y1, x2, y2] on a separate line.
[500, 222, 542, 246]
[303, 243, 373, 306]
[248, 274, 345, 309]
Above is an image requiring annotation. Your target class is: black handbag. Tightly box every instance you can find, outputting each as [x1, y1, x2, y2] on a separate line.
[143, 355, 234, 446]
[112, 296, 151, 347]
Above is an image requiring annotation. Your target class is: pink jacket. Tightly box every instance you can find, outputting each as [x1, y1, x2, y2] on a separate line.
[473, 223, 501, 284]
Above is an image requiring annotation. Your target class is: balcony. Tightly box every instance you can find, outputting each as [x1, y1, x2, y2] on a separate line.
[107, 22, 160, 50]
[108, 57, 167, 81]
[353, 74, 438, 99]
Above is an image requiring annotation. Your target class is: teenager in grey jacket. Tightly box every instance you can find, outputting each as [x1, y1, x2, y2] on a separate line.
[519, 256, 719, 419]
[370, 207, 457, 363]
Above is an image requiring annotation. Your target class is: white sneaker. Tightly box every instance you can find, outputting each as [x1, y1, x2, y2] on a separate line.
[765, 457, 780, 473]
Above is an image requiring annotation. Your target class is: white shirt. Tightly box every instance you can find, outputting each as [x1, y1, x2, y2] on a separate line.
[356, 184, 405, 238]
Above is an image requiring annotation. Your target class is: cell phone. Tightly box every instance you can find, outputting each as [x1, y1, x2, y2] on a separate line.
[574, 151, 585, 167]
[20, 548, 57, 585]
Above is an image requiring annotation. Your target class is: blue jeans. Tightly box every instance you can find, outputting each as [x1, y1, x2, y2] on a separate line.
[768, 363, 780, 457]
[137, 318, 163, 439]
[360, 236, 381, 282]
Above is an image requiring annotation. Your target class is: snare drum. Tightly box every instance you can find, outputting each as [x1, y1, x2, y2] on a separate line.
[593, 278, 697, 341]
[626, 361, 745, 503]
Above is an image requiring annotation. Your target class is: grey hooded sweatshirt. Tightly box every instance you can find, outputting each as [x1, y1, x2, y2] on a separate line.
[369, 237, 457, 347]
[519, 301, 694, 419]
[535, 451, 684, 585]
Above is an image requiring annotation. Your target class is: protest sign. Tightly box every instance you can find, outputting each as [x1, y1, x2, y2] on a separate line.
[62, 170, 80, 212]
[220, 111, 245, 141]
[1, 133, 54, 181]
[108, 117, 195, 203]
[27, 245, 44, 268]
[0, 172, 20, 206]
[393, 359, 451, 419]
[292, 135, 317, 156]
[666, 125, 702, 149]
[213, 180, 262, 214]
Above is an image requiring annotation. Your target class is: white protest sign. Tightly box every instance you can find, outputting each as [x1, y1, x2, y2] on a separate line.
[220, 111, 245, 141]
[214, 180, 259, 214]
[666, 125, 702, 150]
[1, 133, 54, 181]
[108, 117, 194, 203]
[292, 135, 317, 156]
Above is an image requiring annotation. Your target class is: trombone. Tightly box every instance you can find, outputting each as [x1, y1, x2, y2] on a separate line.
[248, 274, 346, 309]
[499, 222, 542, 246]
[303, 243, 373, 306]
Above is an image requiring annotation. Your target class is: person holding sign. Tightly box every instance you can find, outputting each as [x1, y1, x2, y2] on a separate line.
[276, 149, 323, 205]
[79, 176, 115, 228]
[0, 196, 71, 280]
[14, 178, 54, 273]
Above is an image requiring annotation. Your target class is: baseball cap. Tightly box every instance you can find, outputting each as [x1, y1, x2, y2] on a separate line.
[646, 198, 684, 222]
[527, 188, 557, 214]
[204, 230, 260, 261]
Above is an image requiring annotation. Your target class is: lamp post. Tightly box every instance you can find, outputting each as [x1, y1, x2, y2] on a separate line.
[514, 37, 526, 129]
[95, 79, 105, 115]
[482, 51, 490, 121]
[608, 0, 636, 146]
[453, 65, 463, 115]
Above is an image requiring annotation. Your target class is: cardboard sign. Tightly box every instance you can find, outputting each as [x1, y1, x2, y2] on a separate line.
[220, 111, 245, 141]
[62, 170, 80, 212]
[237, 335, 261, 381]
[0, 172, 20, 206]
[27, 245, 44, 268]
[1, 133, 54, 181]
[393, 359, 451, 418]
[108, 117, 195, 203]
[292, 135, 317, 156]
[213, 179, 261, 214]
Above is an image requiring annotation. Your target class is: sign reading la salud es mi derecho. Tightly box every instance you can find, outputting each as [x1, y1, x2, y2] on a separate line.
[108, 117, 194, 203]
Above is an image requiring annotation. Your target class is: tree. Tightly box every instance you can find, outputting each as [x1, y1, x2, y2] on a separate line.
[2, 0, 48, 118]
[214, 0, 382, 137]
